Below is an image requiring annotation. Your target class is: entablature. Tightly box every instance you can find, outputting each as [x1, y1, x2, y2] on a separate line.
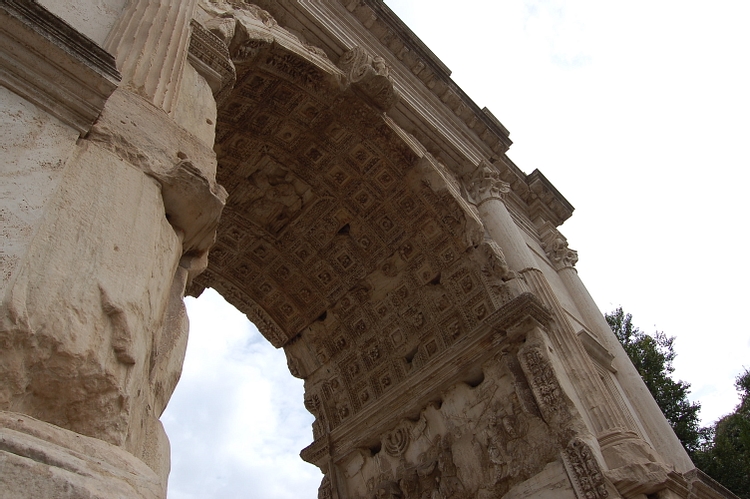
[246, 0, 510, 170]
[239, 1, 574, 232]
[0, 0, 120, 134]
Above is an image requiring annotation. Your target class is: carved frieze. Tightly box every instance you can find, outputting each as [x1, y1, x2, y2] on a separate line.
[563, 438, 610, 499]
[321, 352, 566, 499]
[188, 19, 236, 104]
[383, 426, 410, 457]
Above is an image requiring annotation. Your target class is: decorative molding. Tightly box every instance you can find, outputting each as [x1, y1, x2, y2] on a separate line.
[339, 45, 399, 111]
[0, 0, 120, 134]
[577, 329, 616, 373]
[540, 223, 579, 270]
[563, 437, 610, 499]
[188, 19, 236, 105]
[526, 169, 575, 227]
[519, 345, 565, 417]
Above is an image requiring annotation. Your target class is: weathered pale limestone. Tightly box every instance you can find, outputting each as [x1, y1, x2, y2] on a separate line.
[36, 0, 127, 47]
[0, 411, 163, 499]
[0, 86, 77, 301]
[105, 0, 198, 113]
[0, 0, 738, 498]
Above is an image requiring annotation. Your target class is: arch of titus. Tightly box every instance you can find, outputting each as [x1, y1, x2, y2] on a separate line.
[0, 1, 735, 498]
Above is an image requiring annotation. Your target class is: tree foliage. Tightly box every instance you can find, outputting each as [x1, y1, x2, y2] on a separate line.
[693, 369, 750, 499]
[605, 307, 703, 455]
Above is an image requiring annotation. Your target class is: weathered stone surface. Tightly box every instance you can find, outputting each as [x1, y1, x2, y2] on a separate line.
[0, 0, 120, 134]
[0, 411, 162, 499]
[0, 1, 738, 498]
[0, 86, 78, 300]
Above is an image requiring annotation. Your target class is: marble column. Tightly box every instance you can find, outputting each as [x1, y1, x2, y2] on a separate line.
[105, 0, 198, 113]
[467, 161, 673, 490]
[470, 161, 538, 272]
[540, 226, 694, 473]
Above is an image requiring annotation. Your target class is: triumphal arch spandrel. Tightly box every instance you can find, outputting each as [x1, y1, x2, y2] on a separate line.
[0, 1, 736, 498]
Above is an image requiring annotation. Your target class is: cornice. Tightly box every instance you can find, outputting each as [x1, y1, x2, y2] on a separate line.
[219, 1, 576, 236]
[251, 0, 511, 173]
[301, 292, 552, 467]
[526, 169, 575, 227]
[0, 0, 120, 134]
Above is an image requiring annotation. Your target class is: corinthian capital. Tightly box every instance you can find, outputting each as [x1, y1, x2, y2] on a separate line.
[540, 225, 579, 270]
[548, 238, 579, 269]
[467, 160, 510, 205]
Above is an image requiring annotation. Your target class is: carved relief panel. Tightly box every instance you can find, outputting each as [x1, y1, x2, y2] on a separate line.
[330, 353, 562, 499]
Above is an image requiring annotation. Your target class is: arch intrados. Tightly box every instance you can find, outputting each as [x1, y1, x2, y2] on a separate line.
[187, 22, 531, 472]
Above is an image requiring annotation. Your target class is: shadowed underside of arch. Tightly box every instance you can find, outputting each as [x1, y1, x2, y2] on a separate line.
[0, 1, 735, 498]
[187, 6, 558, 497]
[181, 3, 722, 499]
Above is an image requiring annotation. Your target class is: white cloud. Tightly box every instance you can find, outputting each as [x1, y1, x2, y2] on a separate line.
[163, 290, 321, 499]
[163, 1, 750, 496]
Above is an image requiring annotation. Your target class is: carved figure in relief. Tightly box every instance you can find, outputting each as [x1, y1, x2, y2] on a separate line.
[374, 481, 404, 499]
[435, 434, 464, 498]
[486, 414, 512, 484]
[318, 475, 333, 499]
[242, 164, 309, 235]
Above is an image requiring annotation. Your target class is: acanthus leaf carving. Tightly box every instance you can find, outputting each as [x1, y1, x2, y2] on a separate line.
[563, 437, 610, 499]
[479, 238, 511, 282]
[467, 160, 511, 205]
[540, 225, 579, 270]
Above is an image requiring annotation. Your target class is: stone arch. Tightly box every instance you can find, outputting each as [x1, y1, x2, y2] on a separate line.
[0, 1, 723, 498]
[184, 5, 553, 495]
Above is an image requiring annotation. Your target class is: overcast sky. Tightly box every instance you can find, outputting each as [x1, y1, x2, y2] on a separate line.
[162, 1, 750, 497]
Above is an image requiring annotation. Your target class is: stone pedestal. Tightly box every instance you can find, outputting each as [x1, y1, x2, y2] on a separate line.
[0, 411, 163, 499]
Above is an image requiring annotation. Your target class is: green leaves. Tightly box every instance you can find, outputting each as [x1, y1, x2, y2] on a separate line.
[605, 307, 702, 455]
[606, 308, 749, 497]
[693, 369, 750, 498]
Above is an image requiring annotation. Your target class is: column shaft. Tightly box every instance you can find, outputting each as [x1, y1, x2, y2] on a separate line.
[105, 0, 197, 113]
